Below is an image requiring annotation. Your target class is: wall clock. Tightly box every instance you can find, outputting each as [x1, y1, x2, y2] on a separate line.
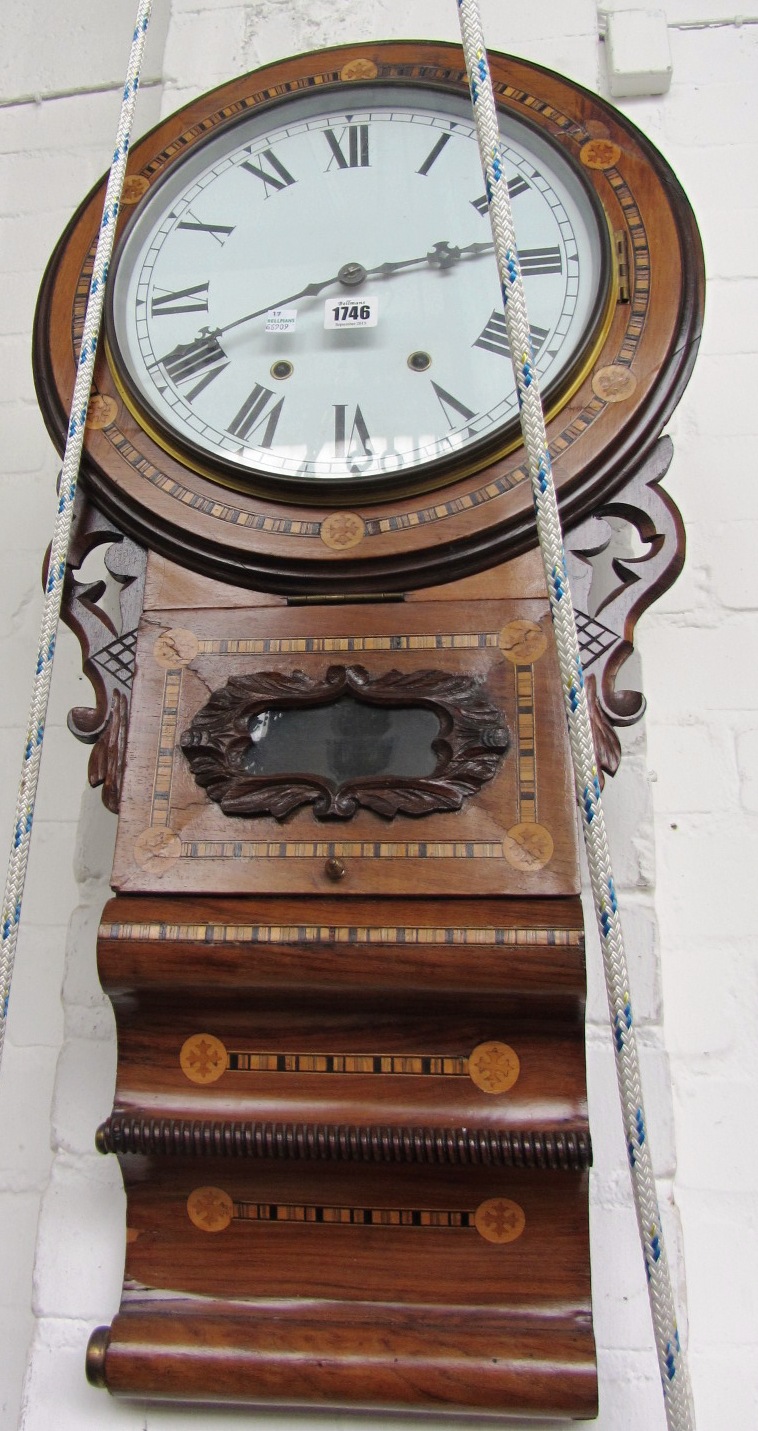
[33, 38, 703, 1421]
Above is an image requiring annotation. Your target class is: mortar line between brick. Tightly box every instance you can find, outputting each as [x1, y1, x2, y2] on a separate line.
[599, 13, 758, 34]
[669, 16, 758, 28]
[0, 79, 163, 111]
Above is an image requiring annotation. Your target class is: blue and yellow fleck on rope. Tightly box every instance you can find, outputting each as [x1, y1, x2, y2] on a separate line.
[0, 0, 153, 1068]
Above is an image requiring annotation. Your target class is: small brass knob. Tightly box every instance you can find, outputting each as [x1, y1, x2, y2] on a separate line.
[325, 857, 346, 882]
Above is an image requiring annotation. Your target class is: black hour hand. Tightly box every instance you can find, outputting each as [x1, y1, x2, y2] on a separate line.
[157, 327, 228, 386]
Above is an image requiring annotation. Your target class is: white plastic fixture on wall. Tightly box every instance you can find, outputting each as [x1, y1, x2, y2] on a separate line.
[599, 5, 674, 95]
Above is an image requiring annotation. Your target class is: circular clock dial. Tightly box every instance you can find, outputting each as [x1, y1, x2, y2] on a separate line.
[108, 85, 610, 497]
[35, 43, 705, 591]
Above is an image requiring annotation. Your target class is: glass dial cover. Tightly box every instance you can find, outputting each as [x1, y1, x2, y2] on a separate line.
[108, 84, 609, 497]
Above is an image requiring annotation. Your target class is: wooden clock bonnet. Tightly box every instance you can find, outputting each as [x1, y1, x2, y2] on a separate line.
[32, 36, 703, 1422]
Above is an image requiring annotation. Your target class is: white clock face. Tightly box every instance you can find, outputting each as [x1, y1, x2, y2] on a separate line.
[108, 84, 610, 496]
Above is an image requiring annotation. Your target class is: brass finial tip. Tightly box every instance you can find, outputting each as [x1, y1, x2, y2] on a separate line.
[85, 1327, 110, 1387]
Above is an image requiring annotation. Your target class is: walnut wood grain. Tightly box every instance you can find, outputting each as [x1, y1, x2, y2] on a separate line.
[89, 1297, 597, 1416]
[83, 584, 591, 1417]
[99, 1006, 588, 1142]
[87, 1160, 597, 1417]
[97, 892, 588, 1153]
[111, 597, 580, 897]
[98, 892, 585, 1001]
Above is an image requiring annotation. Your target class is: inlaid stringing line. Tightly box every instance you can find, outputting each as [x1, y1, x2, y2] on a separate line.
[227, 1051, 470, 1076]
[179, 839, 506, 860]
[515, 664, 538, 824]
[233, 1200, 474, 1228]
[151, 668, 182, 828]
[145, 635, 503, 836]
[143, 638, 543, 857]
[197, 632, 499, 655]
[100, 921, 582, 946]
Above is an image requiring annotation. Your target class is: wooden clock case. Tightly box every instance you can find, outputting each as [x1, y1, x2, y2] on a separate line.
[33, 40, 704, 1421]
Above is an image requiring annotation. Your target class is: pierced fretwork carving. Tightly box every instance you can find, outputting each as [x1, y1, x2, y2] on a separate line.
[57, 491, 146, 812]
[585, 675, 622, 785]
[567, 436, 684, 776]
[181, 665, 509, 821]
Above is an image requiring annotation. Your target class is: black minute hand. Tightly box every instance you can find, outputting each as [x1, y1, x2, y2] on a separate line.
[367, 239, 495, 276]
[219, 274, 345, 336]
[216, 240, 496, 338]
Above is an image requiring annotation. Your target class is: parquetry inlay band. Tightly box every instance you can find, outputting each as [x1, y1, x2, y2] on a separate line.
[187, 1187, 526, 1243]
[179, 1036, 522, 1090]
[102, 922, 582, 947]
[141, 628, 550, 868]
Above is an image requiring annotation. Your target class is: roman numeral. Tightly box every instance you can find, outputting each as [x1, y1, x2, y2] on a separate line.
[470, 176, 530, 215]
[157, 330, 229, 401]
[431, 382, 476, 428]
[150, 282, 209, 317]
[176, 213, 235, 244]
[519, 247, 562, 275]
[417, 132, 452, 176]
[228, 385, 284, 446]
[324, 125, 370, 171]
[334, 404, 373, 459]
[240, 148, 296, 196]
[473, 312, 550, 359]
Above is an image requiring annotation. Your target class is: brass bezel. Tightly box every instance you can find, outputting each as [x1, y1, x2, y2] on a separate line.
[104, 76, 617, 509]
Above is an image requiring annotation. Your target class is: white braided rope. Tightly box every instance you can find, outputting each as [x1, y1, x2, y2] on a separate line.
[455, 4, 695, 1428]
[0, 0, 153, 1071]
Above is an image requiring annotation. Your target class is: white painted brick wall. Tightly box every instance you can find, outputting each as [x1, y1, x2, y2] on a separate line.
[1, 3, 756, 1429]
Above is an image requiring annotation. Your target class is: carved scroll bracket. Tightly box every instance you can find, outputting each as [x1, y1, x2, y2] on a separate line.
[566, 436, 684, 778]
[181, 665, 509, 822]
[56, 489, 147, 812]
